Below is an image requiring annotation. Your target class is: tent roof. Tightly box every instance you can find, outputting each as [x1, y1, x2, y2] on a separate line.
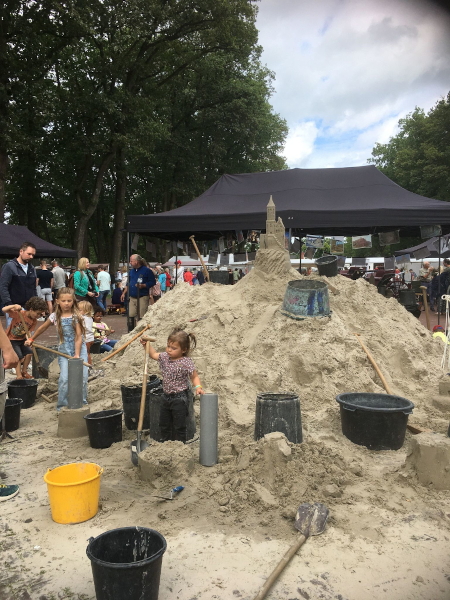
[127, 166, 450, 239]
[394, 235, 450, 259]
[0, 223, 77, 258]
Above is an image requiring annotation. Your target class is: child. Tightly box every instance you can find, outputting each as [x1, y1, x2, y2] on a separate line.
[141, 327, 204, 443]
[78, 301, 95, 364]
[2, 297, 47, 378]
[111, 282, 124, 306]
[92, 307, 118, 352]
[25, 287, 88, 410]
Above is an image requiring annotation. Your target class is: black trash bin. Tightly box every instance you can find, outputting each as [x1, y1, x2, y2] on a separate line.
[254, 393, 303, 444]
[86, 526, 167, 600]
[336, 392, 414, 450]
[32, 345, 57, 379]
[4, 398, 23, 431]
[7, 379, 38, 408]
[148, 389, 196, 442]
[84, 409, 123, 449]
[315, 255, 338, 277]
[121, 376, 162, 430]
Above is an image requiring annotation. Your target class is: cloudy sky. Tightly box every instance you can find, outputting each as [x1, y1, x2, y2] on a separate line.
[256, 0, 450, 169]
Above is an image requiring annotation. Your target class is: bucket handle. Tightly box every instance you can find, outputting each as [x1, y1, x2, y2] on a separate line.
[342, 405, 413, 415]
[342, 405, 356, 412]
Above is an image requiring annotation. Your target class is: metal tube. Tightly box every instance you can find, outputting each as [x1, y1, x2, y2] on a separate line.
[199, 393, 218, 466]
[67, 358, 83, 409]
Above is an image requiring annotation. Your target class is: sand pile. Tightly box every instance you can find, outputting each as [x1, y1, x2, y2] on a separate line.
[90, 247, 446, 436]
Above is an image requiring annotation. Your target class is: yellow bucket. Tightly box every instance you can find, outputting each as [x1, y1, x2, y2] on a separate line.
[44, 462, 103, 524]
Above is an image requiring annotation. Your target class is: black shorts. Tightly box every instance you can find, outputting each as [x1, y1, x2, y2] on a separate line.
[11, 340, 32, 361]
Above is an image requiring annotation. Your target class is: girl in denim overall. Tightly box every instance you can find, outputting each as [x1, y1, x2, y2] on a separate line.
[26, 287, 88, 410]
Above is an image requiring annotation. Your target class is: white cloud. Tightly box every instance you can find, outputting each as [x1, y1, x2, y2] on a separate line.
[256, 0, 450, 167]
[282, 122, 319, 166]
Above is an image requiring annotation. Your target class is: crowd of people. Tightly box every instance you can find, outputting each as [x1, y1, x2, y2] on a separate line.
[418, 258, 450, 313]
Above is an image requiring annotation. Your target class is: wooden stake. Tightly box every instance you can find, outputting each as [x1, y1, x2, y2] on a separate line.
[420, 286, 431, 331]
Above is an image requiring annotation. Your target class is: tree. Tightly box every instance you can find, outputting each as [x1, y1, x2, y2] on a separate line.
[369, 92, 450, 201]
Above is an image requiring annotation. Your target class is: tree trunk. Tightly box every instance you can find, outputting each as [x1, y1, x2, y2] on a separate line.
[0, 148, 7, 222]
[74, 150, 115, 259]
[110, 148, 127, 276]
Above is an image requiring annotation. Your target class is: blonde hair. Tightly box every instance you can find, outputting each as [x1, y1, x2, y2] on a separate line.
[78, 257, 89, 271]
[55, 288, 85, 342]
[78, 300, 93, 317]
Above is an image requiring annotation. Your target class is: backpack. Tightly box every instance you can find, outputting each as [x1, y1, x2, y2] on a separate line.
[68, 272, 76, 289]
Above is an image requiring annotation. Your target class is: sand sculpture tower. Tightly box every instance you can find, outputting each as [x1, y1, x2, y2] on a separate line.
[259, 196, 286, 250]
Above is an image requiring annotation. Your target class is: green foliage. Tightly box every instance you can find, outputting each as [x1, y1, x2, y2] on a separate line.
[369, 92, 450, 202]
[3, 0, 287, 266]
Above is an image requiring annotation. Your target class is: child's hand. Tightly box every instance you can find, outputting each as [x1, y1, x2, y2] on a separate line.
[110, 329, 115, 333]
[9, 304, 22, 312]
[195, 387, 204, 395]
[140, 335, 150, 346]
[24, 339, 33, 347]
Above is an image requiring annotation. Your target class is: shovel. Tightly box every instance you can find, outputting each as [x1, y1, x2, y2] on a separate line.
[18, 312, 48, 377]
[252, 502, 329, 600]
[32, 343, 92, 369]
[131, 341, 150, 466]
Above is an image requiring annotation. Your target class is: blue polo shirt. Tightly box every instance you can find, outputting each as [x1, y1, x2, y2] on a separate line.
[128, 266, 155, 298]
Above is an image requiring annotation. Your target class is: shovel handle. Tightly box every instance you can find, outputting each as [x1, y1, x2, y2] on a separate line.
[32, 343, 92, 369]
[137, 342, 150, 432]
[18, 311, 40, 364]
[252, 534, 307, 600]
[353, 334, 393, 395]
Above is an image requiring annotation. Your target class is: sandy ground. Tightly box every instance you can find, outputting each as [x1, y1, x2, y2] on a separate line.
[1, 251, 450, 600]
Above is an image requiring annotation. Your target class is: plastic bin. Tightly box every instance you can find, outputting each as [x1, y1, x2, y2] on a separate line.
[336, 392, 414, 450]
[315, 255, 338, 277]
[281, 280, 330, 321]
[121, 376, 162, 430]
[44, 462, 103, 524]
[84, 409, 123, 449]
[254, 392, 303, 444]
[4, 398, 23, 431]
[7, 379, 38, 408]
[86, 526, 167, 600]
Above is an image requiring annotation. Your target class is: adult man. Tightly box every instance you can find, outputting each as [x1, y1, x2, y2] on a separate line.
[51, 259, 67, 293]
[0, 243, 37, 326]
[419, 261, 432, 283]
[442, 259, 450, 273]
[121, 255, 155, 319]
[96, 265, 111, 311]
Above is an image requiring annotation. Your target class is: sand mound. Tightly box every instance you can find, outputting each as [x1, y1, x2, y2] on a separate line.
[91, 248, 445, 436]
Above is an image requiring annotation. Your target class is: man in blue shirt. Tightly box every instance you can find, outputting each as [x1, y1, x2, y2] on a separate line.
[121, 255, 155, 320]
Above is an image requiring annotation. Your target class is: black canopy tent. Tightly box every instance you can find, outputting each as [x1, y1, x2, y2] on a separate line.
[0, 223, 77, 259]
[127, 166, 450, 239]
[394, 236, 450, 259]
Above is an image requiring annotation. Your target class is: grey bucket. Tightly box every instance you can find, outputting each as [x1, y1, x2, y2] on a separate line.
[281, 280, 330, 320]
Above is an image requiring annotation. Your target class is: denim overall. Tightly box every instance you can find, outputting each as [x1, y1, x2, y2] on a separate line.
[57, 317, 88, 410]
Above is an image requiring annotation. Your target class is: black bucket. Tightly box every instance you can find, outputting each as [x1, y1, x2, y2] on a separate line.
[7, 379, 38, 408]
[398, 290, 417, 307]
[148, 389, 196, 442]
[4, 398, 23, 431]
[121, 376, 162, 430]
[254, 393, 303, 444]
[315, 255, 338, 277]
[84, 409, 123, 449]
[378, 285, 387, 296]
[336, 393, 414, 450]
[86, 526, 167, 600]
[31, 344, 57, 379]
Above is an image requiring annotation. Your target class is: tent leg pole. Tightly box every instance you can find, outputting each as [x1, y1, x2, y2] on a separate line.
[438, 235, 441, 325]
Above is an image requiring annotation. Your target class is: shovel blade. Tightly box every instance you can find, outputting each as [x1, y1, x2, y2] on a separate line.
[130, 438, 149, 466]
[295, 502, 329, 537]
[38, 366, 49, 378]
